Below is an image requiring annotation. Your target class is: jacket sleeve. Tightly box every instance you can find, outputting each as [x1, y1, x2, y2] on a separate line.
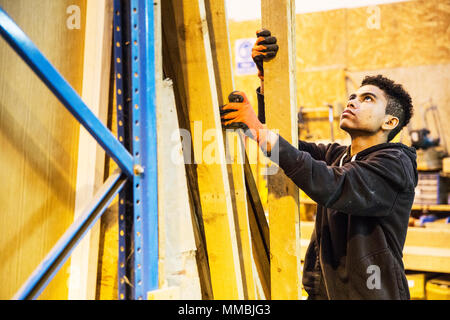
[257, 87, 339, 161]
[273, 135, 407, 217]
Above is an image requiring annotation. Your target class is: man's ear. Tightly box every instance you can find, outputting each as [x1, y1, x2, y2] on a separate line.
[382, 115, 399, 131]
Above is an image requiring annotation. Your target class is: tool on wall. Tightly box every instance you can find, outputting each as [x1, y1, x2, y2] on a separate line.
[409, 103, 448, 171]
[298, 104, 336, 142]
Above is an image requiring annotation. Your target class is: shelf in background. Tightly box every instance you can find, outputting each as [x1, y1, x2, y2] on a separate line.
[411, 204, 450, 212]
[302, 198, 450, 213]
[300, 221, 450, 273]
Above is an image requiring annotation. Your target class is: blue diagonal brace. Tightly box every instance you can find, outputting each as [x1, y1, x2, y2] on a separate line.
[0, 7, 134, 178]
[13, 171, 127, 300]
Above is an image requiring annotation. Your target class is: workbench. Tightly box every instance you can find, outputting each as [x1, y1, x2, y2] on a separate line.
[300, 203, 450, 274]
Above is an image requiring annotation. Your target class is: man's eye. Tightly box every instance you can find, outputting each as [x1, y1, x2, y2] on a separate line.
[364, 96, 372, 101]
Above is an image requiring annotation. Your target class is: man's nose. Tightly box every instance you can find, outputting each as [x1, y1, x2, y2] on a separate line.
[347, 100, 357, 109]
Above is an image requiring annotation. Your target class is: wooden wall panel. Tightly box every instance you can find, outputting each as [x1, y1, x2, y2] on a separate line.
[163, 0, 245, 299]
[296, 9, 347, 71]
[297, 69, 348, 143]
[0, 0, 87, 299]
[347, 0, 450, 71]
[69, 0, 113, 300]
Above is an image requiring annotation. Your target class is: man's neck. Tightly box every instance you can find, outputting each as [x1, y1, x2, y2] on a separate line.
[349, 133, 388, 157]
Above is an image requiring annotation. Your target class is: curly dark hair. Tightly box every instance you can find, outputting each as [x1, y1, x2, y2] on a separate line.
[361, 75, 413, 141]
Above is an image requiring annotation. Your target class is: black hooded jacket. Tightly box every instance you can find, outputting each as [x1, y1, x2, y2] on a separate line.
[257, 90, 418, 300]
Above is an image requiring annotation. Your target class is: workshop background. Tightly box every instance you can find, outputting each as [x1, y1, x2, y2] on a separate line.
[0, 0, 449, 300]
[228, 0, 450, 300]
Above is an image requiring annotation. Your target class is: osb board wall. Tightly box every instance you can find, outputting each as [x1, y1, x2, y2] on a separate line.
[0, 0, 86, 299]
[346, 0, 450, 71]
[228, 0, 450, 143]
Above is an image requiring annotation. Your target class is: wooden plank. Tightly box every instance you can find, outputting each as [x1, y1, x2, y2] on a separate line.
[161, 0, 213, 300]
[68, 0, 113, 300]
[163, 0, 244, 299]
[411, 204, 450, 212]
[261, 0, 301, 300]
[205, 0, 257, 300]
[404, 227, 450, 272]
[155, 0, 202, 300]
[244, 155, 270, 256]
[405, 227, 450, 248]
[403, 246, 450, 273]
[247, 192, 270, 299]
[96, 55, 119, 300]
[0, 0, 87, 299]
[244, 153, 270, 299]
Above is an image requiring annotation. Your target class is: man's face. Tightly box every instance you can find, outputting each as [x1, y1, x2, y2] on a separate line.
[340, 85, 388, 135]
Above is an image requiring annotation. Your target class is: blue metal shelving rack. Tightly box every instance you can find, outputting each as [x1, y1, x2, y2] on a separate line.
[0, 0, 158, 300]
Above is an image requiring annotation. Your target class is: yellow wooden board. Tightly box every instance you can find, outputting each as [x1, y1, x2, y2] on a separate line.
[206, 0, 257, 300]
[69, 0, 113, 300]
[164, 0, 244, 299]
[96, 63, 119, 301]
[227, 19, 269, 211]
[0, 0, 87, 299]
[161, 0, 214, 300]
[262, 0, 301, 300]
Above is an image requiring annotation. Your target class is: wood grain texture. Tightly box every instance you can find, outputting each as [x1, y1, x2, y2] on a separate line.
[155, 0, 202, 300]
[261, 0, 301, 300]
[227, 19, 269, 213]
[161, 0, 214, 300]
[205, 0, 257, 300]
[68, 0, 113, 300]
[163, 0, 244, 299]
[347, 0, 450, 71]
[0, 0, 87, 299]
[96, 51, 120, 301]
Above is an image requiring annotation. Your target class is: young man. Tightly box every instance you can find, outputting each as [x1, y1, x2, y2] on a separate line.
[220, 30, 417, 300]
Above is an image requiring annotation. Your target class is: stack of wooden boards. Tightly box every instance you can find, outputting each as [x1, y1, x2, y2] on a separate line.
[0, 0, 302, 300]
[154, 0, 302, 299]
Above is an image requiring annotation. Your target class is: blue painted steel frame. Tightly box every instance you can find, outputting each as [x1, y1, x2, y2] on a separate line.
[0, 2, 158, 300]
[130, 0, 159, 299]
[0, 7, 134, 178]
[113, 0, 132, 300]
[13, 172, 127, 300]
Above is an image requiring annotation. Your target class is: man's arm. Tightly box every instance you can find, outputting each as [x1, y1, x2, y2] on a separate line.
[221, 93, 406, 217]
[257, 87, 342, 162]
[271, 135, 408, 217]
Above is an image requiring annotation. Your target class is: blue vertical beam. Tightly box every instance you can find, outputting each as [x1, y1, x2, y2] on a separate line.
[130, 0, 159, 299]
[0, 7, 134, 178]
